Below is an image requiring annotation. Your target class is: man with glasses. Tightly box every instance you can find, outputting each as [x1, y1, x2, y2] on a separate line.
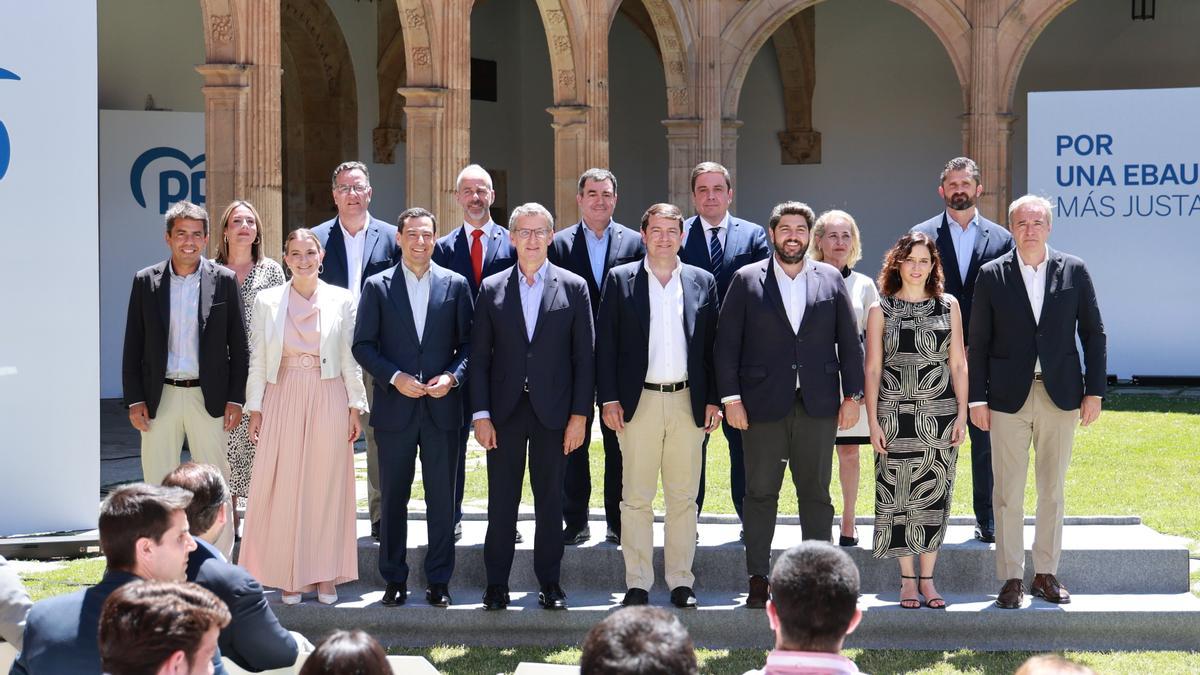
[434, 164, 516, 541]
[312, 160, 401, 541]
[469, 203, 594, 611]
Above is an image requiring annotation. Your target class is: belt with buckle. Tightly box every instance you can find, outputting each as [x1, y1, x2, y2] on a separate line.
[1033, 372, 1044, 382]
[164, 378, 201, 388]
[643, 380, 688, 393]
[523, 380, 530, 393]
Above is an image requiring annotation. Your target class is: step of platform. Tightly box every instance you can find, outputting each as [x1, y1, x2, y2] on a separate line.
[349, 519, 1191, 595]
[270, 583, 1200, 651]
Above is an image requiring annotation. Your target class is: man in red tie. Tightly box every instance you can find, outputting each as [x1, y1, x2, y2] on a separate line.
[433, 164, 516, 540]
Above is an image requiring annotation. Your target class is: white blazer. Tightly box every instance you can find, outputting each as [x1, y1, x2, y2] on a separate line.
[244, 280, 369, 413]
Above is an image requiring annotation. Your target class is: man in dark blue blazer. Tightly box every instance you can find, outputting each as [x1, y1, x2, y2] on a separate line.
[677, 161, 770, 522]
[548, 168, 645, 546]
[595, 203, 721, 609]
[354, 208, 474, 609]
[162, 463, 299, 671]
[470, 203, 594, 611]
[911, 156, 1014, 544]
[311, 161, 402, 542]
[12, 484, 229, 675]
[968, 195, 1106, 609]
[433, 164, 517, 540]
[714, 202, 864, 609]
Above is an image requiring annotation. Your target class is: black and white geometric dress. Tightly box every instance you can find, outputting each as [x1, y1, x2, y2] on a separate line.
[872, 295, 959, 559]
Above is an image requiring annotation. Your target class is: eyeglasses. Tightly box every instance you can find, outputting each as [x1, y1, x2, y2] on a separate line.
[513, 228, 551, 241]
[335, 184, 370, 195]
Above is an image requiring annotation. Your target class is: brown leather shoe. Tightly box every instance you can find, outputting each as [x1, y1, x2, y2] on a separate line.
[1031, 573, 1071, 604]
[746, 575, 770, 609]
[995, 578, 1024, 609]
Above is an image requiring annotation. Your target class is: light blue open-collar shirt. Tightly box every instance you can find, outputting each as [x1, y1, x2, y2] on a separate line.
[517, 259, 550, 341]
[581, 221, 612, 287]
[944, 210, 979, 284]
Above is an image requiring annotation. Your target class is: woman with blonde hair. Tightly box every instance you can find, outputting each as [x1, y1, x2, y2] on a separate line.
[808, 210, 879, 547]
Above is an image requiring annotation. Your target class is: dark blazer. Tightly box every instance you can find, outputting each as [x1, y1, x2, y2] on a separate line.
[968, 247, 1106, 414]
[548, 221, 645, 317]
[595, 261, 719, 427]
[679, 215, 770, 301]
[469, 262, 595, 429]
[433, 221, 516, 298]
[121, 258, 249, 418]
[911, 212, 1013, 342]
[353, 262, 474, 431]
[715, 258, 864, 422]
[311, 215, 401, 291]
[11, 570, 227, 675]
[187, 538, 296, 672]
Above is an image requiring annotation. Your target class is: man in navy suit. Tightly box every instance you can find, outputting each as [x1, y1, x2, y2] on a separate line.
[969, 195, 1106, 609]
[596, 203, 720, 609]
[911, 156, 1014, 544]
[715, 201, 864, 609]
[549, 168, 645, 546]
[311, 161, 401, 541]
[162, 463, 300, 671]
[12, 484, 230, 675]
[678, 161, 770, 523]
[354, 207, 473, 609]
[433, 164, 517, 541]
[470, 203, 594, 611]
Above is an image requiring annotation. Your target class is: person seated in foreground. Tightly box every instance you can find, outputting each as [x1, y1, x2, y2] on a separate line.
[298, 630, 391, 675]
[580, 605, 698, 674]
[1014, 654, 1097, 675]
[98, 580, 230, 675]
[0, 554, 33, 651]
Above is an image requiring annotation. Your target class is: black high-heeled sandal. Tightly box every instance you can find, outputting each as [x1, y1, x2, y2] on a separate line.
[919, 575, 946, 609]
[899, 574, 920, 609]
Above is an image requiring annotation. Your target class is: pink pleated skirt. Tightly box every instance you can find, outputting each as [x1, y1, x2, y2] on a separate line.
[239, 355, 358, 591]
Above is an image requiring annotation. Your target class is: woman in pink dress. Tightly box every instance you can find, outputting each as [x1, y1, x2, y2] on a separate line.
[239, 228, 368, 604]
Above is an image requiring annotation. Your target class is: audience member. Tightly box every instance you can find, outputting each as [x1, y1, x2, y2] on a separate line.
[163, 463, 301, 671]
[98, 580, 230, 675]
[0, 554, 32, 651]
[580, 606, 698, 675]
[746, 541, 862, 675]
[1014, 654, 1097, 674]
[298, 630, 391, 675]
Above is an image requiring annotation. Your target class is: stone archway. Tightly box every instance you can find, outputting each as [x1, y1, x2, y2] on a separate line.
[280, 0, 358, 232]
[997, 0, 1076, 112]
[607, 0, 694, 119]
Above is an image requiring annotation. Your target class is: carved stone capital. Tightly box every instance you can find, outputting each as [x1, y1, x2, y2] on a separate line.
[397, 87, 448, 109]
[546, 105, 589, 129]
[373, 126, 406, 164]
[195, 63, 250, 90]
[778, 130, 822, 165]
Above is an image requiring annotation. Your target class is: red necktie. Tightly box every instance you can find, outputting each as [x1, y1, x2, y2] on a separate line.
[470, 229, 484, 285]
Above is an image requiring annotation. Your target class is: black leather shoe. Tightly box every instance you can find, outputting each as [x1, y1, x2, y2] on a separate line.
[538, 583, 568, 610]
[670, 586, 698, 609]
[621, 588, 649, 606]
[839, 534, 859, 547]
[605, 528, 620, 544]
[371, 520, 381, 542]
[746, 575, 769, 609]
[380, 582, 406, 606]
[563, 527, 590, 545]
[453, 521, 463, 543]
[974, 525, 996, 544]
[482, 585, 510, 611]
[515, 530, 524, 544]
[426, 583, 452, 607]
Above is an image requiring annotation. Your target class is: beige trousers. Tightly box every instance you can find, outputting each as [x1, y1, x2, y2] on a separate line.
[990, 380, 1078, 580]
[617, 388, 705, 591]
[361, 372, 381, 522]
[140, 384, 235, 555]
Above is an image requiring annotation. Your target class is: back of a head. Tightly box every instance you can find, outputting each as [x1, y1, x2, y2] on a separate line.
[162, 462, 229, 536]
[1015, 654, 1097, 675]
[299, 630, 391, 675]
[769, 542, 860, 653]
[99, 483, 193, 571]
[99, 580, 231, 675]
[580, 606, 697, 675]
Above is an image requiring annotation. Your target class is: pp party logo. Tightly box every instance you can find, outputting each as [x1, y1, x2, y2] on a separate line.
[0, 68, 19, 181]
[130, 146, 206, 214]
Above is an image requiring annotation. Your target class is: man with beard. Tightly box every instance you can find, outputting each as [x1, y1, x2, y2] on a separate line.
[911, 157, 1013, 545]
[714, 202, 863, 609]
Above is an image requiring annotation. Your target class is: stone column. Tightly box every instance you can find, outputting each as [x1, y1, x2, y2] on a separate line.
[964, 0, 1009, 221]
[663, 118, 701, 210]
[244, 0, 282, 249]
[398, 87, 448, 231]
[196, 63, 249, 256]
[722, 119, 744, 206]
[696, 0, 722, 163]
[547, 105, 590, 228]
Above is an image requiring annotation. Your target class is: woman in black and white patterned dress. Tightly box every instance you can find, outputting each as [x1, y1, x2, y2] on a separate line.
[864, 232, 967, 610]
[215, 200, 285, 536]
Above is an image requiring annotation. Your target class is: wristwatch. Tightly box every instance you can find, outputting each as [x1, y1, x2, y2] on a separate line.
[844, 392, 864, 403]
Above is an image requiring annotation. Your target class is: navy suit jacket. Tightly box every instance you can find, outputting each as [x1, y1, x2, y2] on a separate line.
[11, 570, 227, 675]
[353, 262, 474, 431]
[715, 258, 864, 422]
[469, 262, 595, 429]
[187, 538, 296, 673]
[911, 212, 1013, 342]
[433, 222, 516, 299]
[968, 247, 1106, 414]
[311, 215, 401, 292]
[679, 215, 770, 302]
[548, 221, 645, 318]
[122, 257, 249, 419]
[595, 261, 719, 427]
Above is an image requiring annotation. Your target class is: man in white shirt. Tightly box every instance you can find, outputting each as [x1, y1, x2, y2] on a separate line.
[595, 203, 721, 608]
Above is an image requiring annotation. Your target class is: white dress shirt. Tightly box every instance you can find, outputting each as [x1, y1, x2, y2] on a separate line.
[166, 261, 202, 379]
[340, 219, 369, 300]
[691, 212, 730, 250]
[1018, 245, 1049, 374]
[945, 210, 979, 284]
[463, 221, 494, 255]
[775, 260, 810, 389]
[388, 261, 433, 386]
[644, 258, 688, 384]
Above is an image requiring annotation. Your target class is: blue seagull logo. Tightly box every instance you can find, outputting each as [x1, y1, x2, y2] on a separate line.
[0, 68, 20, 181]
